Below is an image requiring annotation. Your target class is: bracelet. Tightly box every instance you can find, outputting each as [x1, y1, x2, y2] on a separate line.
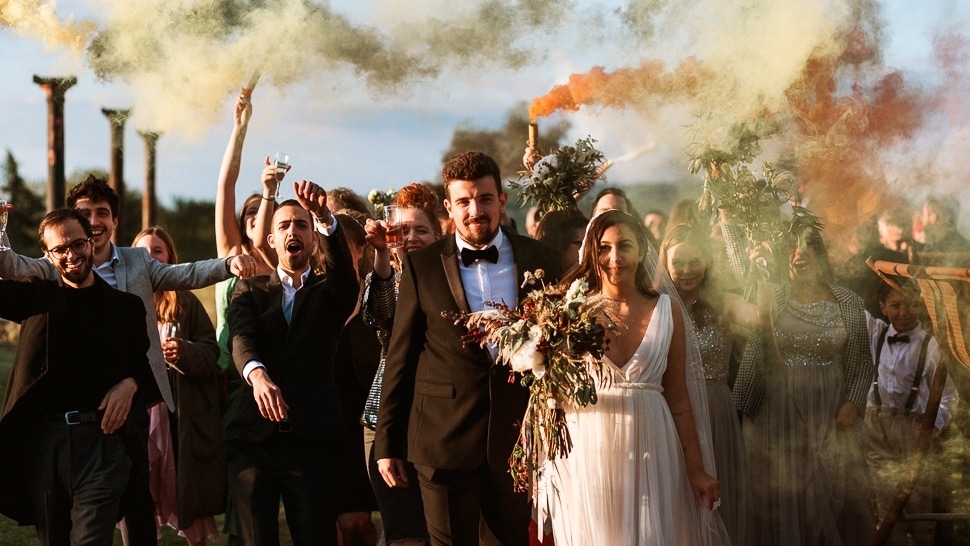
[260, 195, 275, 201]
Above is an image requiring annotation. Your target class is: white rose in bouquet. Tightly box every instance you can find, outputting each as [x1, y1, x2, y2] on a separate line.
[509, 325, 547, 378]
[532, 154, 559, 179]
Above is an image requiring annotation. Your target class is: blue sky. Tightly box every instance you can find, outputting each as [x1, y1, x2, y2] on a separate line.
[0, 1, 966, 210]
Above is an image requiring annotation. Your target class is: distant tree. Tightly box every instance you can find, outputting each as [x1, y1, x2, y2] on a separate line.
[156, 198, 217, 263]
[441, 103, 570, 183]
[2, 150, 46, 257]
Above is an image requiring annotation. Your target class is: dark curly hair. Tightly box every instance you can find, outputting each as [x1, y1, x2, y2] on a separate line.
[441, 151, 502, 199]
[67, 175, 120, 218]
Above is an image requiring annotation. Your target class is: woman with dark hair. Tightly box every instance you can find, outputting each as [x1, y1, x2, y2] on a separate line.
[360, 183, 442, 546]
[330, 212, 380, 546]
[544, 210, 728, 545]
[132, 227, 224, 546]
[658, 224, 747, 544]
[590, 187, 638, 218]
[534, 210, 588, 276]
[720, 209, 875, 545]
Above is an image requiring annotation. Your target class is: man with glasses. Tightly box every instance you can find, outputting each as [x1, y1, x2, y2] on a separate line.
[0, 176, 258, 545]
[0, 208, 155, 544]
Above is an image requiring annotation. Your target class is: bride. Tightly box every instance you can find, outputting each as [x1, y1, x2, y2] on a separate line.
[542, 210, 729, 545]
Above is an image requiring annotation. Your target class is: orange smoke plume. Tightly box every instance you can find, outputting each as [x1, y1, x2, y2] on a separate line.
[786, 31, 925, 255]
[528, 58, 714, 121]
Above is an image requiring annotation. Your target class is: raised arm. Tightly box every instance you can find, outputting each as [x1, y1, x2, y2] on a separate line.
[250, 156, 283, 268]
[216, 91, 253, 259]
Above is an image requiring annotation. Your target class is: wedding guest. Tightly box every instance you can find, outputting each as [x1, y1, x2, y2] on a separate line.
[133, 227, 225, 546]
[590, 187, 636, 218]
[330, 212, 379, 546]
[361, 183, 442, 546]
[0, 176, 257, 546]
[214, 90, 278, 545]
[643, 209, 667, 241]
[534, 209, 588, 276]
[721, 208, 876, 545]
[0, 208, 154, 545]
[226, 184, 358, 545]
[544, 210, 728, 545]
[374, 152, 560, 546]
[658, 224, 747, 545]
[329, 188, 374, 220]
[920, 196, 970, 258]
[865, 281, 958, 546]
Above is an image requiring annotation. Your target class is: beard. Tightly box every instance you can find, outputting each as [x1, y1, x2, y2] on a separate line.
[456, 215, 499, 247]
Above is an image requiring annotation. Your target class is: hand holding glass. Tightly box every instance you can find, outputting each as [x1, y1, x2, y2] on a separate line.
[0, 200, 10, 251]
[274, 153, 289, 199]
[384, 205, 404, 249]
[162, 321, 179, 340]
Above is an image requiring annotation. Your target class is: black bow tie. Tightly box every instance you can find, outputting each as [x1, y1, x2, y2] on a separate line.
[461, 246, 499, 267]
[888, 334, 910, 345]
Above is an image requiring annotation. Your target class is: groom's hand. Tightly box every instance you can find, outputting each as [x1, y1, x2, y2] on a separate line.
[377, 457, 411, 488]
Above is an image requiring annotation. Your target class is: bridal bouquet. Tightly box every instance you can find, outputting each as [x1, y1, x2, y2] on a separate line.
[510, 136, 606, 212]
[448, 270, 615, 492]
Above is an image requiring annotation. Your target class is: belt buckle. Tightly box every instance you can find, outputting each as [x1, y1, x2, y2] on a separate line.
[64, 411, 80, 425]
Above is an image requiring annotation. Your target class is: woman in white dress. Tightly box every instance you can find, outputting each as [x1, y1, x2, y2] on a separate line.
[543, 210, 729, 545]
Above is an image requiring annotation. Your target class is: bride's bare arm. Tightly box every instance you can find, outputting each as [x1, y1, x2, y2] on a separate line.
[662, 302, 720, 511]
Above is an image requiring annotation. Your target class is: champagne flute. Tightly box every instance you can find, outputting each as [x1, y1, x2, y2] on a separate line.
[274, 152, 289, 199]
[384, 205, 404, 249]
[0, 200, 10, 251]
[162, 321, 179, 341]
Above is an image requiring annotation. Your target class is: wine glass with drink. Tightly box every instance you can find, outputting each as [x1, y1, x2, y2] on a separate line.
[274, 152, 290, 199]
[161, 321, 180, 364]
[0, 200, 10, 251]
[384, 205, 404, 249]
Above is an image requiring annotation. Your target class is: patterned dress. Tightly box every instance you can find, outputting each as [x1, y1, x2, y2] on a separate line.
[690, 300, 748, 545]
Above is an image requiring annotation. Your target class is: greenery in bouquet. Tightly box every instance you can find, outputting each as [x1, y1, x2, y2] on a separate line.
[510, 136, 607, 212]
[688, 117, 797, 253]
[367, 186, 398, 218]
[447, 270, 616, 492]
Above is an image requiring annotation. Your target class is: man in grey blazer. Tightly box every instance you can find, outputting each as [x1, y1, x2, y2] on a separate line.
[0, 176, 257, 545]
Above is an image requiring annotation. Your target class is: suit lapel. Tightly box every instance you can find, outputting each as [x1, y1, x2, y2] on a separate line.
[441, 239, 470, 314]
[113, 246, 129, 291]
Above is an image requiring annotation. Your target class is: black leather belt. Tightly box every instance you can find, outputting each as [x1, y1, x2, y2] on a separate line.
[49, 411, 101, 425]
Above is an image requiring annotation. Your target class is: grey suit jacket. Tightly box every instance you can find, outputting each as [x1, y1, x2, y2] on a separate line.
[0, 245, 233, 410]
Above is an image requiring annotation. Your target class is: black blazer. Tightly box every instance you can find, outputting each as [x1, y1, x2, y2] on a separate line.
[374, 230, 561, 471]
[225, 224, 359, 444]
[0, 276, 152, 525]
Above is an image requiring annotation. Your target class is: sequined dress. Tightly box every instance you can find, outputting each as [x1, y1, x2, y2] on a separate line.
[690, 300, 747, 545]
[744, 299, 875, 545]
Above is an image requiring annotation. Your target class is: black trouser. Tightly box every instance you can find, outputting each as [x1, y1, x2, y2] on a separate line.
[226, 436, 338, 546]
[120, 395, 157, 546]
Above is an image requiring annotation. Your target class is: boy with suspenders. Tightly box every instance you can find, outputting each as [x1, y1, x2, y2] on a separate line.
[865, 281, 959, 545]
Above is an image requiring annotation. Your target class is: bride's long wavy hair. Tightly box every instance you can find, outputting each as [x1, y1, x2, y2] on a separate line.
[566, 209, 658, 298]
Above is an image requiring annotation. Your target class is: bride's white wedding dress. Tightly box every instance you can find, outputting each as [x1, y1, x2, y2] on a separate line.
[543, 294, 729, 545]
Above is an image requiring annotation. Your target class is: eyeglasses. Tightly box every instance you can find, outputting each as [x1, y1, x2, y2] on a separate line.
[46, 237, 91, 259]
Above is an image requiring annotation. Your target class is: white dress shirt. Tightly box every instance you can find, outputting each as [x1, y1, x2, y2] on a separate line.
[866, 313, 959, 429]
[456, 229, 517, 313]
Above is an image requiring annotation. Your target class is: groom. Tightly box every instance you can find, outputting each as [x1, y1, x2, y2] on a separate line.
[375, 151, 561, 545]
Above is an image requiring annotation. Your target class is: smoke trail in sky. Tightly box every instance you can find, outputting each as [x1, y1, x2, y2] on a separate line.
[0, 0, 92, 51]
